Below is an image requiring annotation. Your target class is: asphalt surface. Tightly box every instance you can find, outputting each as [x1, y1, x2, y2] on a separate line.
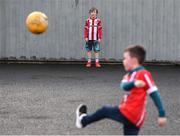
[0, 64, 179, 135]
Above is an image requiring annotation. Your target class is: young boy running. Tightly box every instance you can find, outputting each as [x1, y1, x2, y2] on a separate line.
[76, 45, 167, 135]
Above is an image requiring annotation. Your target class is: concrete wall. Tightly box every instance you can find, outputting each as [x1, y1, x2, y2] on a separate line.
[0, 0, 179, 62]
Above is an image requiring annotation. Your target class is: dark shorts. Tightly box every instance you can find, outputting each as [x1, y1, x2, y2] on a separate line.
[85, 40, 100, 52]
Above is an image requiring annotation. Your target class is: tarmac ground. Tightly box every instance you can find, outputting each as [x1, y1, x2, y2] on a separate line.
[0, 64, 179, 135]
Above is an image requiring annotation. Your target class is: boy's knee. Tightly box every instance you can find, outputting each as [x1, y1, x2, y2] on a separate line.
[100, 105, 111, 112]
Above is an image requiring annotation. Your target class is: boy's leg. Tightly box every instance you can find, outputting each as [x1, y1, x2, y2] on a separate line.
[85, 41, 92, 67]
[95, 52, 101, 67]
[76, 104, 140, 135]
[93, 41, 101, 67]
[86, 51, 92, 67]
[78, 105, 124, 127]
[123, 123, 140, 135]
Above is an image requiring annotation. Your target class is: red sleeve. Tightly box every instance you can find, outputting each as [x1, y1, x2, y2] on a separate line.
[84, 19, 89, 39]
[143, 71, 158, 94]
[98, 19, 102, 39]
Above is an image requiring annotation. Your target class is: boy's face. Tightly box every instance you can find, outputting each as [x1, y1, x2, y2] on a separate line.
[90, 11, 97, 19]
[123, 51, 138, 71]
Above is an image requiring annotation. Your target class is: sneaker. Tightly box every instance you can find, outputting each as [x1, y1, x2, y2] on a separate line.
[95, 62, 101, 67]
[86, 62, 91, 67]
[76, 104, 87, 128]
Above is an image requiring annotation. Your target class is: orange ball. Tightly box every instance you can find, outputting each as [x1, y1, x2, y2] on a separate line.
[26, 11, 48, 34]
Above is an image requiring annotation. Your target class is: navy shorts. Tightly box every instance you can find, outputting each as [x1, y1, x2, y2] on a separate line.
[85, 40, 100, 52]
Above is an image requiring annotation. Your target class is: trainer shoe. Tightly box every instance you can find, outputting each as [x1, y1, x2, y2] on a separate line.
[86, 62, 91, 67]
[95, 62, 101, 67]
[76, 104, 87, 128]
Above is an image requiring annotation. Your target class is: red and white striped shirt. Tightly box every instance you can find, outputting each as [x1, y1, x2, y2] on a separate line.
[84, 17, 102, 40]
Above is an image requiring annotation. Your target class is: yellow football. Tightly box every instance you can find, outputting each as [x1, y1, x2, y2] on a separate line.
[26, 11, 48, 34]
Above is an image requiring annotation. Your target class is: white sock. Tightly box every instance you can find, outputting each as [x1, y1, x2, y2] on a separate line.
[95, 58, 99, 63]
[88, 58, 91, 62]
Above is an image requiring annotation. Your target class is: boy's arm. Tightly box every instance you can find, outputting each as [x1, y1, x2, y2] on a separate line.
[149, 90, 166, 117]
[120, 74, 135, 91]
[120, 80, 146, 91]
[120, 80, 135, 91]
[98, 20, 102, 40]
[149, 89, 167, 126]
[144, 73, 166, 118]
[84, 20, 88, 40]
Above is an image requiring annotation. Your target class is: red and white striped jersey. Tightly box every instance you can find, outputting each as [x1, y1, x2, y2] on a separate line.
[119, 67, 158, 128]
[84, 17, 102, 40]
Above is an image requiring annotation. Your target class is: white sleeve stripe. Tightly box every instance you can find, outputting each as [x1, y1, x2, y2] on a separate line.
[144, 74, 153, 87]
[122, 79, 128, 82]
[129, 72, 136, 81]
[147, 86, 158, 94]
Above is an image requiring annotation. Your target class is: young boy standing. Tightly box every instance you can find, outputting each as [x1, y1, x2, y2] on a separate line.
[76, 45, 167, 135]
[84, 7, 103, 67]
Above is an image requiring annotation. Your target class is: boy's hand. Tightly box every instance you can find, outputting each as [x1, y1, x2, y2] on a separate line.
[98, 39, 101, 43]
[135, 80, 146, 88]
[158, 117, 167, 126]
[85, 38, 88, 42]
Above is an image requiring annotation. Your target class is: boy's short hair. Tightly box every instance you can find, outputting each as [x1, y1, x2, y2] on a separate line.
[89, 7, 98, 14]
[124, 45, 146, 64]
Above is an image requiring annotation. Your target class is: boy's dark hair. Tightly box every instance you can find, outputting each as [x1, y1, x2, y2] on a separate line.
[89, 7, 98, 14]
[124, 45, 146, 64]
